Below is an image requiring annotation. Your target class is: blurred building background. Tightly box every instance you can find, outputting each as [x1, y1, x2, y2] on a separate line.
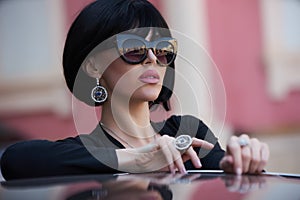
[0, 0, 300, 178]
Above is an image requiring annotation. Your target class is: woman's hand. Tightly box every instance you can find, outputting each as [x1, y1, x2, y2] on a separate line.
[116, 135, 214, 174]
[219, 134, 269, 175]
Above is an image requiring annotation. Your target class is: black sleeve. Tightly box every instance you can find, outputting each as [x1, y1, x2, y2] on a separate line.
[183, 115, 225, 170]
[157, 115, 225, 170]
[0, 138, 119, 180]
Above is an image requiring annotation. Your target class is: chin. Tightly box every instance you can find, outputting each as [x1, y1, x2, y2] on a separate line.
[137, 93, 160, 102]
[132, 87, 161, 102]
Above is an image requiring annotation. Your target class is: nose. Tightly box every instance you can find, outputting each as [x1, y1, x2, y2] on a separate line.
[143, 49, 157, 65]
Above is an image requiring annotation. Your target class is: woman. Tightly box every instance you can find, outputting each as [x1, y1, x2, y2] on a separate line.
[0, 0, 269, 180]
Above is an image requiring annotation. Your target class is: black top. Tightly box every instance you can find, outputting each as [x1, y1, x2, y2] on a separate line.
[0, 115, 225, 180]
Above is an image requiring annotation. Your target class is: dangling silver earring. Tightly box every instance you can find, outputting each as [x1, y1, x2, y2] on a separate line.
[91, 78, 108, 103]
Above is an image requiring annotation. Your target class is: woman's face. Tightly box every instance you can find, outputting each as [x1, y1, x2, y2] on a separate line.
[97, 32, 167, 104]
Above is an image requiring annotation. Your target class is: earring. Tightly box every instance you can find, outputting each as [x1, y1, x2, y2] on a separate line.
[91, 78, 108, 103]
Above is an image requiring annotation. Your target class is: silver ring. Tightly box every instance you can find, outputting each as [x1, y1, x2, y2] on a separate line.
[238, 138, 249, 147]
[174, 135, 193, 153]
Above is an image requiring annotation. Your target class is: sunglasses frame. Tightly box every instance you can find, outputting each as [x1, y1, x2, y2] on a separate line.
[116, 34, 177, 66]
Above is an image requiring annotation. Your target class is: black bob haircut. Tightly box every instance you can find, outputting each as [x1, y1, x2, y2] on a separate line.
[63, 0, 175, 110]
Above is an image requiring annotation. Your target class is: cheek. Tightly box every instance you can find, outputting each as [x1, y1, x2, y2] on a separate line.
[101, 59, 140, 90]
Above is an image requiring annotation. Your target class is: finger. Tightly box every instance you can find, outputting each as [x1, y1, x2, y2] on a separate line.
[192, 138, 214, 150]
[184, 147, 202, 168]
[239, 135, 251, 173]
[241, 146, 251, 173]
[169, 141, 187, 174]
[165, 151, 176, 174]
[257, 142, 269, 173]
[248, 138, 261, 174]
[219, 155, 234, 173]
[227, 136, 243, 175]
[158, 137, 176, 174]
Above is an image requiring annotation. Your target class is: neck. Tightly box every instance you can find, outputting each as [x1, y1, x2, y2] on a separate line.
[100, 99, 156, 147]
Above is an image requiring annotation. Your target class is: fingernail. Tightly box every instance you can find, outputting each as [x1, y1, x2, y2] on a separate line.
[198, 160, 202, 167]
[236, 168, 242, 175]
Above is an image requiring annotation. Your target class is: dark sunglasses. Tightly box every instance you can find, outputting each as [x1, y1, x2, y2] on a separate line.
[116, 34, 177, 66]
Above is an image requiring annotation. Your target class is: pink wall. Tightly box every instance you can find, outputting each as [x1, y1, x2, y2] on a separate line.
[206, 0, 300, 132]
[63, 0, 95, 31]
[0, 113, 76, 140]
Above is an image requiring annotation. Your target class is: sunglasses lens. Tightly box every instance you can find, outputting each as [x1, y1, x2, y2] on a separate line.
[118, 35, 177, 66]
[122, 39, 146, 63]
[155, 41, 176, 65]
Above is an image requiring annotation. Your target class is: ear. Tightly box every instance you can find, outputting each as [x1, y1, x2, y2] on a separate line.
[81, 56, 102, 78]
